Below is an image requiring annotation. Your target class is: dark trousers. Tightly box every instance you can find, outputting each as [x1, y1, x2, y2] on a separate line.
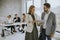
[1, 26, 15, 37]
[22, 24, 27, 29]
[22, 24, 25, 29]
[11, 26, 15, 32]
[5, 26, 15, 33]
[39, 28, 51, 40]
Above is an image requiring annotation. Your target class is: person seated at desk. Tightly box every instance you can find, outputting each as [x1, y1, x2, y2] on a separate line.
[21, 13, 27, 33]
[13, 14, 21, 32]
[5, 15, 16, 34]
[13, 14, 21, 22]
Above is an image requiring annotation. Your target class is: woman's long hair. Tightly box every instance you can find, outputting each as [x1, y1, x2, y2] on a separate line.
[28, 5, 35, 14]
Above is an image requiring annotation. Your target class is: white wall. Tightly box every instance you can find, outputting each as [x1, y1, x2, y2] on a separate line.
[0, 0, 26, 18]
[21, 0, 26, 14]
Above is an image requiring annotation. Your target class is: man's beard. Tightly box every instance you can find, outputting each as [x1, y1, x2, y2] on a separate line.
[44, 10, 48, 13]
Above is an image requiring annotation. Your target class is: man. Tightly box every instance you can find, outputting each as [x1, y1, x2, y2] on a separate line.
[39, 3, 56, 40]
[13, 14, 21, 22]
[13, 14, 21, 32]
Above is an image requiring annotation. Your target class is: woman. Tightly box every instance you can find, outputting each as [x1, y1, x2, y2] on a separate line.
[21, 13, 27, 33]
[13, 14, 21, 32]
[25, 5, 39, 40]
[6, 15, 16, 34]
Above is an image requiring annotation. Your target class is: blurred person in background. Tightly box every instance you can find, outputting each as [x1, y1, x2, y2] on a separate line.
[13, 14, 21, 32]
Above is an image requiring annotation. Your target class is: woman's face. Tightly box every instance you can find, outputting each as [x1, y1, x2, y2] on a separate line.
[31, 8, 35, 14]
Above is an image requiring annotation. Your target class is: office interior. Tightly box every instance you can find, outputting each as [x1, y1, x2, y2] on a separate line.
[0, 0, 60, 40]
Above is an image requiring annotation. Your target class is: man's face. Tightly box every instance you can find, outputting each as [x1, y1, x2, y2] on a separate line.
[15, 15, 18, 17]
[44, 5, 49, 12]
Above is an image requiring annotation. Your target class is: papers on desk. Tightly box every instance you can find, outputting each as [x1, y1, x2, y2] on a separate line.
[0, 20, 44, 26]
[0, 22, 27, 26]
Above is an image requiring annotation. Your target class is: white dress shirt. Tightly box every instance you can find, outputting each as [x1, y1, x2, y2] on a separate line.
[7, 18, 13, 23]
[43, 11, 50, 29]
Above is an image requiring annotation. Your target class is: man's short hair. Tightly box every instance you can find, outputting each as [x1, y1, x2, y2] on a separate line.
[44, 3, 50, 8]
[15, 14, 17, 16]
[23, 14, 25, 16]
[9, 15, 11, 17]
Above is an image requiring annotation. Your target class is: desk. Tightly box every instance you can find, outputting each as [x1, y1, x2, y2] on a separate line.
[0, 22, 27, 26]
[0, 22, 27, 37]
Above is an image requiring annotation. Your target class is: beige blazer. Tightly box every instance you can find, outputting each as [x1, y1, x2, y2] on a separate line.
[26, 13, 40, 33]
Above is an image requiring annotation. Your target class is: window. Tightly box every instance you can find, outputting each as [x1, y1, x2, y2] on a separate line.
[34, 0, 42, 18]
[47, 0, 60, 31]
[26, 0, 33, 13]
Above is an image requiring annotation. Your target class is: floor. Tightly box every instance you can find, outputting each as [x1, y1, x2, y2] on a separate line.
[0, 27, 60, 40]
